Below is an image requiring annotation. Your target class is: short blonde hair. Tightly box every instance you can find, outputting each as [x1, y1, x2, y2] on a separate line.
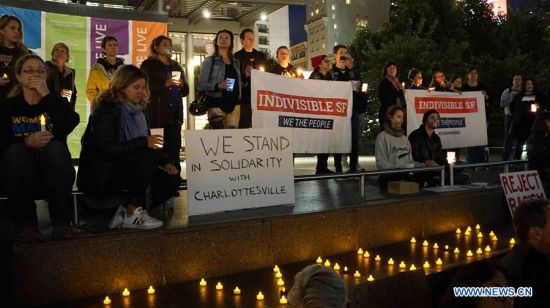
[288, 264, 347, 308]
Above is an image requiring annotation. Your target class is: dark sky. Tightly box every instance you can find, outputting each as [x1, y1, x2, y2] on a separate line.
[288, 5, 307, 46]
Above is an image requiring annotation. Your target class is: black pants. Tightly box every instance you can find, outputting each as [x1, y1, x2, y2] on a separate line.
[316, 154, 342, 172]
[239, 100, 252, 128]
[162, 124, 182, 171]
[1, 141, 75, 228]
[105, 148, 180, 209]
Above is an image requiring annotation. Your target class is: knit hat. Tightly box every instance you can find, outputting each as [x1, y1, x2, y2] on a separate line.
[422, 109, 440, 124]
[311, 55, 327, 70]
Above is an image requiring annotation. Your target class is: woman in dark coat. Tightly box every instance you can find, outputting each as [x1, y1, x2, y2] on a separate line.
[77, 65, 180, 230]
[378, 61, 406, 127]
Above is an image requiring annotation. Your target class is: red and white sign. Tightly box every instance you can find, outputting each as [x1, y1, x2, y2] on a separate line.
[406, 91, 487, 149]
[500, 171, 547, 216]
[252, 70, 352, 153]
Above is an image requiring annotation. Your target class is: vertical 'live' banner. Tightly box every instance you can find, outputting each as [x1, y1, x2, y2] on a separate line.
[186, 128, 295, 216]
[89, 18, 130, 67]
[44, 13, 87, 157]
[132, 21, 167, 67]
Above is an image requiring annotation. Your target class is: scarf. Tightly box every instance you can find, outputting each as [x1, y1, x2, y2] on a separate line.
[119, 101, 148, 140]
[385, 75, 404, 107]
[383, 122, 404, 137]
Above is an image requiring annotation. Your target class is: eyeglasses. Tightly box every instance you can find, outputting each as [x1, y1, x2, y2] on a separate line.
[322, 59, 330, 63]
[22, 68, 47, 75]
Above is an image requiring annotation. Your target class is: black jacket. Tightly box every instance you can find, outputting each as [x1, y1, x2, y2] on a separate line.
[510, 91, 547, 140]
[45, 60, 77, 106]
[77, 101, 172, 196]
[330, 64, 363, 113]
[527, 132, 550, 182]
[378, 77, 406, 122]
[141, 57, 189, 127]
[234, 48, 267, 102]
[408, 124, 447, 166]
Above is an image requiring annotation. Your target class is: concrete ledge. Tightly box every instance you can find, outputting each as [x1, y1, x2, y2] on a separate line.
[13, 188, 510, 305]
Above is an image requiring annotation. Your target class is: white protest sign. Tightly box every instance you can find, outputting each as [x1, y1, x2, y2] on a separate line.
[406, 90, 487, 148]
[185, 128, 295, 215]
[500, 170, 547, 216]
[251, 70, 352, 153]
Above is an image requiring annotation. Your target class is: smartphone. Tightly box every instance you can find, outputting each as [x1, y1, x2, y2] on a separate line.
[339, 56, 348, 61]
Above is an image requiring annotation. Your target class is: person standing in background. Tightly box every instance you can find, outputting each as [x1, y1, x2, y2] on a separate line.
[234, 28, 267, 128]
[0, 15, 30, 100]
[45, 43, 76, 107]
[500, 74, 523, 161]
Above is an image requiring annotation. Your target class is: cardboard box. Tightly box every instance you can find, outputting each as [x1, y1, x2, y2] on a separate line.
[387, 181, 419, 194]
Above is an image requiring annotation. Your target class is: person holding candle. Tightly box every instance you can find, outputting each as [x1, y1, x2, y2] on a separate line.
[45, 42, 76, 107]
[0, 15, 30, 101]
[77, 65, 180, 230]
[234, 28, 267, 128]
[408, 68, 425, 90]
[198, 30, 242, 129]
[509, 78, 546, 160]
[270, 46, 303, 78]
[429, 70, 452, 92]
[375, 106, 428, 189]
[85, 36, 124, 108]
[526, 109, 550, 183]
[141, 35, 189, 172]
[500, 75, 523, 161]
[501, 199, 550, 307]
[0, 55, 79, 241]
[288, 264, 348, 308]
[377, 60, 406, 129]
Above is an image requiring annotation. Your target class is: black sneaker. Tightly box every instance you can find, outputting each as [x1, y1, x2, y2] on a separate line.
[315, 169, 335, 175]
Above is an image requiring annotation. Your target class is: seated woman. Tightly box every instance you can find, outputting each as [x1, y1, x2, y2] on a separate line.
[375, 105, 427, 188]
[527, 109, 550, 183]
[0, 54, 79, 241]
[77, 65, 180, 230]
[288, 264, 347, 308]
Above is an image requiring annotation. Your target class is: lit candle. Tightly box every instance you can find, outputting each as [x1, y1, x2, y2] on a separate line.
[423, 261, 430, 269]
[375, 255, 381, 261]
[122, 288, 130, 296]
[367, 275, 374, 281]
[277, 278, 284, 286]
[200, 278, 207, 286]
[510, 238, 515, 245]
[401, 82, 405, 88]
[410, 264, 416, 271]
[489, 231, 495, 237]
[273, 265, 279, 272]
[492, 236, 498, 241]
[2, 73, 7, 78]
[280, 295, 288, 304]
[276, 271, 283, 278]
[103, 296, 111, 305]
[467, 250, 473, 257]
[465, 230, 471, 236]
[364, 251, 370, 258]
[436, 258, 443, 265]
[280, 287, 286, 296]
[316, 257, 323, 264]
[454, 248, 460, 254]
[445, 245, 449, 250]
[334, 263, 340, 270]
[476, 248, 483, 254]
[485, 245, 491, 252]
[475, 224, 481, 230]
[433, 243, 439, 249]
[40, 115, 46, 131]
[456, 228, 461, 234]
[259, 66, 265, 72]
[399, 261, 406, 268]
[447, 152, 456, 164]
[344, 266, 348, 273]
[388, 258, 394, 265]
[531, 104, 537, 113]
[148, 286, 155, 294]
[477, 232, 483, 238]
[466, 226, 472, 232]
[423, 240, 429, 247]
[324, 259, 331, 267]
[257, 292, 264, 300]
[233, 287, 241, 295]
[354, 270, 361, 278]
[411, 237, 416, 243]
[357, 248, 363, 255]
[216, 282, 223, 290]
[297, 68, 303, 77]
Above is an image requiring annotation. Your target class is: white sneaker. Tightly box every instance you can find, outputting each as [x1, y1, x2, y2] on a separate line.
[123, 207, 164, 229]
[108, 205, 127, 229]
[342, 158, 350, 169]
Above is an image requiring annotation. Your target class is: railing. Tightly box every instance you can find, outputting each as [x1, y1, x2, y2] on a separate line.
[449, 159, 528, 186]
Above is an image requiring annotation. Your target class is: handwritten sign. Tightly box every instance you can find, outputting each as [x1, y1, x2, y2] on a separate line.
[500, 171, 547, 216]
[185, 128, 295, 215]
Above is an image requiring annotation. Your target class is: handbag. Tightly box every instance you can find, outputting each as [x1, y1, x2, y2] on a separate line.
[188, 58, 214, 116]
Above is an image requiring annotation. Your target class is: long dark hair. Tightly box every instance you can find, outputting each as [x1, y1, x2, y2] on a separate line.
[149, 35, 172, 57]
[213, 30, 234, 57]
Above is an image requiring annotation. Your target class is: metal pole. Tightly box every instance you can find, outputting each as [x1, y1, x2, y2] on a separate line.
[440, 168, 445, 187]
[504, 163, 509, 173]
[450, 165, 455, 186]
[72, 195, 79, 227]
[360, 175, 365, 197]
[186, 32, 195, 130]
